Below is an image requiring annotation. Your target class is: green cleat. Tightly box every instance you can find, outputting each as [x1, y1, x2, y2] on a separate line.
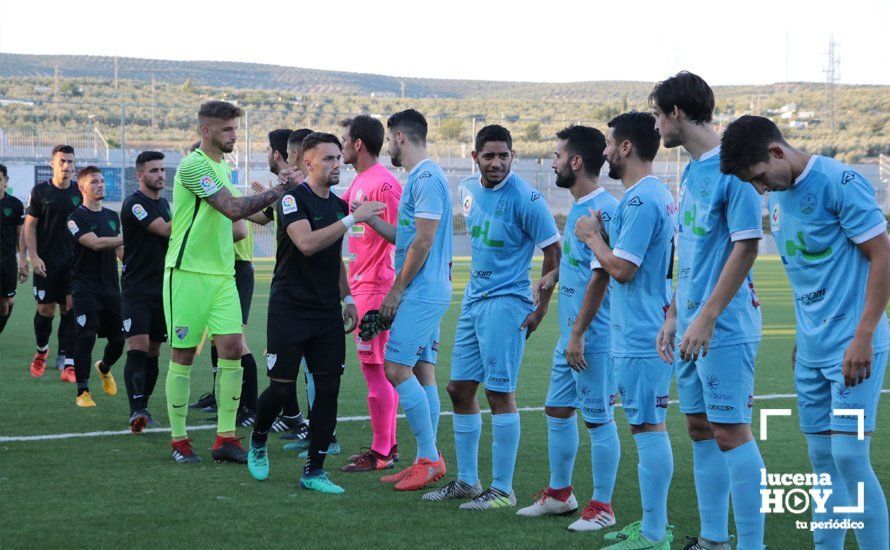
[297, 439, 341, 458]
[300, 471, 345, 494]
[248, 442, 269, 481]
[604, 520, 642, 541]
[283, 439, 310, 453]
[602, 522, 673, 549]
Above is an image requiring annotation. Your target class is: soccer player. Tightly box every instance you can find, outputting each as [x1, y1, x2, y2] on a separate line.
[575, 112, 676, 549]
[649, 72, 766, 550]
[164, 100, 291, 464]
[516, 125, 621, 530]
[120, 151, 171, 432]
[721, 115, 890, 550]
[423, 125, 560, 510]
[66, 167, 125, 407]
[338, 115, 403, 472]
[0, 164, 26, 333]
[360, 109, 453, 491]
[24, 145, 81, 380]
[246, 132, 384, 493]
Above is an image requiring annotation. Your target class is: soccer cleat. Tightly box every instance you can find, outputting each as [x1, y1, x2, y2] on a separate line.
[30, 351, 48, 377]
[682, 536, 733, 550]
[144, 409, 159, 427]
[341, 449, 394, 472]
[380, 464, 414, 484]
[60, 366, 76, 383]
[349, 443, 399, 463]
[95, 361, 117, 396]
[129, 410, 149, 434]
[300, 471, 345, 494]
[394, 453, 447, 491]
[237, 408, 257, 428]
[189, 392, 215, 409]
[517, 488, 579, 517]
[297, 439, 341, 459]
[422, 479, 483, 501]
[283, 439, 311, 453]
[602, 529, 672, 549]
[268, 415, 290, 432]
[201, 403, 218, 414]
[459, 487, 517, 511]
[604, 522, 673, 545]
[567, 500, 616, 532]
[172, 439, 202, 464]
[278, 416, 310, 440]
[248, 442, 270, 481]
[75, 391, 97, 407]
[211, 436, 248, 464]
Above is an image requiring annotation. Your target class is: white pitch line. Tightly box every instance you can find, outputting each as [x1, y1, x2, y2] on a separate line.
[2, 390, 888, 443]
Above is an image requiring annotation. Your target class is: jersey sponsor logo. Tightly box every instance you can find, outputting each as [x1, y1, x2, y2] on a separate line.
[796, 288, 826, 306]
[199, 176, 218, 195]
[266, 353, 277, 370]
[785, 232, 832, 261]
[469, 221, 504, 247]
[76, 314, 87, 327]
[559, 285, 576, 297]
[800, 193, 817, 215]
[281, 194, 298, 214]
[656, 394, 669, 408]
[348, 225, 365, 237]
[67, 220, 79, 235]
[683, 203, 706, 236]
[770, 203, 781, 232]
[132, 203, 149, 221]
[174, 325, 189, 340]
[627, 196, 643, 207]
[471, 269, 492, 280]
[122, 318, 132, 333]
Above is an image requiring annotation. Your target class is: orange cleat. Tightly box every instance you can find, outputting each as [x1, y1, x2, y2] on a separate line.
[394, 453, 447, 491]
[380, 463, 414, 484]
[60, 366, 76, 383]
[29, 351, 48, 378]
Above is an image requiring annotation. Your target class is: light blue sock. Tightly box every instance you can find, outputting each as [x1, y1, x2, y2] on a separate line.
[692, 439, 731, 543]
[832, 435, 888, 550]
[304, 369, 315, 412]
[634, 432, 673, 543]
[723, 440, 766, 550]
[547, 414, 578, 490]
[395, 377, 437, 461]
[590, 421, 620, 503]
[423, 385, 441, 439]
[805, 433, 849, 549]
[453, 413, 482, 485]
[491, 412, 521, 493]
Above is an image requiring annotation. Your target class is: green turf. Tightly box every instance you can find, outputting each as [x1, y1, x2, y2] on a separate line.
[1, 257, 887, 549]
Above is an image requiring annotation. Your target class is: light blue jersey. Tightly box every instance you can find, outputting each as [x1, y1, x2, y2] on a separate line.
[458, 172, 560, 304]
[768, 155, 889, 366]
[394, 159, 453, 304]
[607, 176, 677, 358]
[558, 188, 619, 354]
[677, 146, 763, 347]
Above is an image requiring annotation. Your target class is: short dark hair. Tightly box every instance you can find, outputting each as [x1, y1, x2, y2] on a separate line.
[287, 128, 314, 151]
[301, 132, 342, 155]
[648, 71, 715, 124]
[0, 163, 7, 179]
[135, 151, 165, 171]
[387, 109, 427, 145]
[51, 144, 75, 157]
[189, 141, 201, 153]
[720, 115, 786, 176]
[556, 125, 607, 176]
[77, 166, 102, 182]
[341, 115, 384, 157]
[268, 129, 293, 161]
[475, 124, 512, 152]
[607, 112, 661, 162]
[198, 100, 243, 121]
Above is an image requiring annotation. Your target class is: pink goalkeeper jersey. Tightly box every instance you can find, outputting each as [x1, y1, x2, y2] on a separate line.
[341, 162, 403, 295]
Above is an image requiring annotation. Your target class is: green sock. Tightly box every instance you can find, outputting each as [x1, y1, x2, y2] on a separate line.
[166, 361, 191, 439]
[216, 358, 244, 434]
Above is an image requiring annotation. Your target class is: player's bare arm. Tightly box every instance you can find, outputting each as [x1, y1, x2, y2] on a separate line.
[575, 210, 637, 283]
[379, 216, 437, 321]
[76, 231, 124, 252]
[566, 268, 610, 371]
[844, 233, 890, 387]
[520, 241, 561, 336]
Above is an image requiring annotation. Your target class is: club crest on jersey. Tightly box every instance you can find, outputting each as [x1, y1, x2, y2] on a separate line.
[76, 314, 87, 327]
[266, 353, 277, 370]
[800, 193, 817, 215]
[107, 220, 118, 232]
[132, 203, 148, 221]
[71, 196, 81, 206]
[38, 290, 45, 300]
[199, 176, 217, 195]
[2, 207, 11, 217]
[67, 220, 79, 235]
[175, 326, 189, 340]
[495, 198, 507, 216]
[770, 203, 781, 232]
[281, 194, 298, 214]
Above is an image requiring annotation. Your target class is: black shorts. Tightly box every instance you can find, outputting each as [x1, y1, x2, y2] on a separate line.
[122, 293, 167, 342]
[266, 310, 345, 379]
[33, 262, 72, 304]
[72, 292, 123, 338]
[235, 260, 254, 325]
[1, 258, 16, 298]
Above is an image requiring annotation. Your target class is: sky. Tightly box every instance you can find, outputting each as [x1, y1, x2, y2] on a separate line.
[1, 0, 888, 85]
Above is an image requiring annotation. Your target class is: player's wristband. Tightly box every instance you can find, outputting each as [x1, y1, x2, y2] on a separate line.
[341, 214, 356, 230]
[343, 295, 355, 306]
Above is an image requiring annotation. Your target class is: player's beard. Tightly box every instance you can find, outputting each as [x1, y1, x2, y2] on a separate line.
[607, 157, 623, 181]
[213, 137, 235, 154]
[327, 170, 340, 186]
[389, 146, 402, 168]
[554, 167, 575, 189]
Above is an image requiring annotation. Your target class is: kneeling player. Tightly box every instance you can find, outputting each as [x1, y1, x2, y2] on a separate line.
[66, 167, 125, 407]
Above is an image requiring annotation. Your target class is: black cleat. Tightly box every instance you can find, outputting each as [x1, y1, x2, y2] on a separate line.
[211, 436, 248, 463]
[172, 439, 202, 464]
[189, 392, 215, 410]
[237, 408, 257, 428]
[278, 415, 310, 440]
[129, 410, 149, 434]
[144, 409, 159, 427]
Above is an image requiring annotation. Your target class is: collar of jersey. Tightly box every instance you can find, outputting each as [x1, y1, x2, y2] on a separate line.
[576, 187, 606, 205]
[792, 155, 818, 187]
[697, 145, 721, 162]
[408, 159, 434, 178]
[479, 171, 514, 192]
[626, 174, 659, 194]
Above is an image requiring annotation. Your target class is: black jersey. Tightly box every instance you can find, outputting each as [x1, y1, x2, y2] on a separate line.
[121, 190, 171, 296]
[26, 180, 83, 265]
[67, 206, 120, 296]
[1, 193, 24, 262]
[270, 183, 348, 318]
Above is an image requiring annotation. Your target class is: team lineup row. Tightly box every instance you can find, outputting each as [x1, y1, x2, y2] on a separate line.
[0, 70, 887, 550]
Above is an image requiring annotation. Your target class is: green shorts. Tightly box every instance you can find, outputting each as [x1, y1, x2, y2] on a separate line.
[163, 268, 242, 349]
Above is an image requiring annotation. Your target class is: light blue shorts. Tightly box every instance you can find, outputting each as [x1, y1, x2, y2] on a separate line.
[615, 356, 674, 426]
[450, 296, 534, 393]
[545, 349, 616, 424]
[675, 342, 758, 424]
[384, 299, 448, 368]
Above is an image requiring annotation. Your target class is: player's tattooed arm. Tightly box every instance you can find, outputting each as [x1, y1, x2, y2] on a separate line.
[204, 185, 285, 221]
[844, 233, 890, 387]
[567, 268, 610, 371]
[521, 241, 561, 337]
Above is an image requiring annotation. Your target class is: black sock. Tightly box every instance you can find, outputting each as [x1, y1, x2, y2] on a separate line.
[0, 303, 12, 333]
[124, 350, 148, 412]
[74, 329, 97, 384]
[34, 312, 53, 350]
[304, 372, 341, 475]
[77, 382, 89, 396]
[241, 353, 258, 411]
[253, 380, 294, 444]
[210, 345, 218, 399]
[281, 386, 301, 417]
[58, 309, 76, 358]
[144, 355, 159, 404]
[102, 337, 124, 372]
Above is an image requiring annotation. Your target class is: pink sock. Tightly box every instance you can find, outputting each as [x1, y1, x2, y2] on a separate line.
[361, 362, 398, 455]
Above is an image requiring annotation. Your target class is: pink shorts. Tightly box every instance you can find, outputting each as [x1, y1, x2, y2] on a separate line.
[353, 292, 389, 364]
